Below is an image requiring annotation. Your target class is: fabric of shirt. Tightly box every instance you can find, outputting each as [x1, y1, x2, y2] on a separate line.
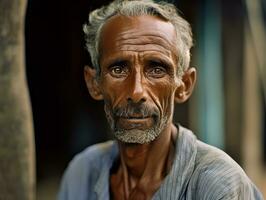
[58, 126, 264, 200]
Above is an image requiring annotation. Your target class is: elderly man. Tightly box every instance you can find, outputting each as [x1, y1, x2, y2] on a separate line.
[58, 0, 263, 199]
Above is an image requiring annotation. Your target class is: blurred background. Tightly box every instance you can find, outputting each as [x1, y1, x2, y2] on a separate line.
[24, 0, 266, 199]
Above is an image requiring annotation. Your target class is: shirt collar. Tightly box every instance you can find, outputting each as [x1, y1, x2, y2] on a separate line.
[153, 125, 197, 199]
[94, 141, 119, 199]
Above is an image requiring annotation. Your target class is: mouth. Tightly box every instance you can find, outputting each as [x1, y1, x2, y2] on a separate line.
[120, 117, 150, 124]
[116, 116, 154, 130]
[121, 115, 150, 119]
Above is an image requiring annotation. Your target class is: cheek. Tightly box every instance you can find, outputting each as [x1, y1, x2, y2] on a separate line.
[101, 77, 127, 108]
[150, 80, 177, 114]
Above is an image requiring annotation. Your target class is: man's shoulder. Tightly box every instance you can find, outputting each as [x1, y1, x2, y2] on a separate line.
[181, 129, 242, 178]
[190, 139, 262, 199]
[177, 126, 246, 177]
[67, 140, 117, 172]
[58, 140, 117, 200]
[179, 126, 242, 171]
[195, 140, 242, 171]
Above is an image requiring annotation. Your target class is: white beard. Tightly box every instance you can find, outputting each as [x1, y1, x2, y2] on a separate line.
[113, 117, 168, 144]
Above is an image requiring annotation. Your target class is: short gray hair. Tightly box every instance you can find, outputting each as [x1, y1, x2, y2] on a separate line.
[83, 0, 193, 76]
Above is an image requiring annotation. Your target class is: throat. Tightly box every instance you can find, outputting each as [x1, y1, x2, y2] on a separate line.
[121, 143, 150, 178]
[110, 125, 177, 199]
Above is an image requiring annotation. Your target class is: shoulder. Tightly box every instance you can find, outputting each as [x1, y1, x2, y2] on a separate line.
[190, 140, 263, 199]
[58, 140, 117, 200]
[66, 140, 116, 175]
[74, 140, 117, 164]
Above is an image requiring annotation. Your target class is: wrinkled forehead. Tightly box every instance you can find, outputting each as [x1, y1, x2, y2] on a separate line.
[98, 14, 177, 56]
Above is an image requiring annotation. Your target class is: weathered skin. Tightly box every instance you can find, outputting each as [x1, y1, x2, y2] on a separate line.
[84, 15, 196, 200]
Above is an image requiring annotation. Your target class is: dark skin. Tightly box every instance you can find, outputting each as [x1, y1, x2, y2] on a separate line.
[84, 15, 196, 200]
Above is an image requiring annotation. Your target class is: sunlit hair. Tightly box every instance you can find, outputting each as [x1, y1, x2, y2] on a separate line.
[83, 0, 193, 76]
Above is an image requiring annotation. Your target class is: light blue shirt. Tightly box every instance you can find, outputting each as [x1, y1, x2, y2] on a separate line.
[58, 126, 263, 199]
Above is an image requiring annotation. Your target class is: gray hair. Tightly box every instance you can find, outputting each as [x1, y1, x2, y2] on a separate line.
[83, 0, 193, 76]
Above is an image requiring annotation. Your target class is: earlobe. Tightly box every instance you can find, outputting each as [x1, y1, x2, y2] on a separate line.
[175, 67, 197, 103]
[84, 66, 103, 100]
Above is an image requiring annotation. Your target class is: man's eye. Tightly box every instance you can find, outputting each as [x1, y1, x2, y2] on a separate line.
[110, 66, 128, 77]
[147, 66, 167, 78]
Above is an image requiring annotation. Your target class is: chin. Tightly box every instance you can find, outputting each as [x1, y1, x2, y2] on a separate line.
[114, 128, 160, 144]
[113, 117, 168, 144]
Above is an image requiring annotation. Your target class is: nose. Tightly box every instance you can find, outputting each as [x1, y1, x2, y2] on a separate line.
[127, 72, 147, 103]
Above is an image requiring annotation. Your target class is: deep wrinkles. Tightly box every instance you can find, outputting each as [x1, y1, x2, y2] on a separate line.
[116, 32, 176, 54]
[117, 32, 173, 46]
[118, 45, 171, 55]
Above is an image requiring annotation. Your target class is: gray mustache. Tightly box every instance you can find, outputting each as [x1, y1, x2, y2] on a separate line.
[114, 103, 159, 118]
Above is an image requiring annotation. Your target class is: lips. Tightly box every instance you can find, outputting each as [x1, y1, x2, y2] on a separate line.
[120, 115, 150, 119]
[115, 116, 154, 130]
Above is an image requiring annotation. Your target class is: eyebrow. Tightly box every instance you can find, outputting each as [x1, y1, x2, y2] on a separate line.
[107, 59, 128, 68]
[141, 53, 176, 67]
[100, 55, 130, 69]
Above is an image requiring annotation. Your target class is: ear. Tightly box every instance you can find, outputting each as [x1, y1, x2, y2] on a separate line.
[175, 67, 197, 103]
[84, 66, 103, 100]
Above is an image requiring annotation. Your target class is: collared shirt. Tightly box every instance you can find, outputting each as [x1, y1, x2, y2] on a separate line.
[58, 126, 263, 200]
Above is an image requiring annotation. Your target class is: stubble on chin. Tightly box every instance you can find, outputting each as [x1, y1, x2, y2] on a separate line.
[113, 116, 167, 144]
[104, 101, 169, 144]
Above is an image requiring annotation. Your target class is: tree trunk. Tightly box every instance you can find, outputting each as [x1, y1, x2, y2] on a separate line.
[0, 0, 35, 199]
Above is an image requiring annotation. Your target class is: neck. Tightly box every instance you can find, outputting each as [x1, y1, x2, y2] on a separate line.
[111, 123, 177, 199]
[119, 124, 176, 178]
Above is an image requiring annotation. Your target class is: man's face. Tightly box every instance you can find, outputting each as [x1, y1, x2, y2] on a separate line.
[96, 15, 182, 144]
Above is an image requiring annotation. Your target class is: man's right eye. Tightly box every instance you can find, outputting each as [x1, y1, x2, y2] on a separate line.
[109, 66, 128, 78]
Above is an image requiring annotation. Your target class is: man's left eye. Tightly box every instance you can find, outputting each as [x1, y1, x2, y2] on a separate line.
[147, 66, 167, 78]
